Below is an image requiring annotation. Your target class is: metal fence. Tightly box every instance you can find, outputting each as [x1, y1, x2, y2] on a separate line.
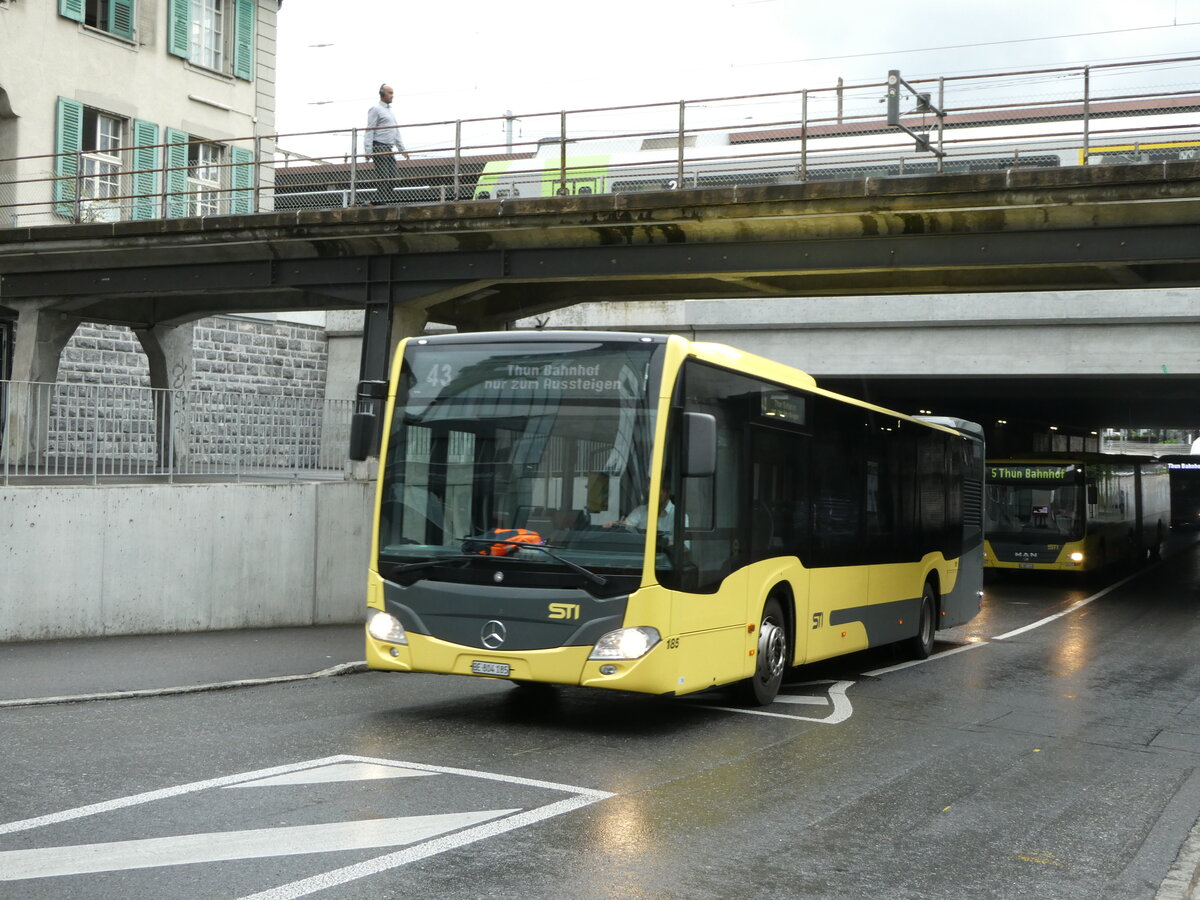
[0, 380, 355, 483]
[2, 56, 1199, 227]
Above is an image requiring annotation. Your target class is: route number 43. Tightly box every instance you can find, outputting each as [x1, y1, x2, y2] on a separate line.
[425, 364, 453, 388]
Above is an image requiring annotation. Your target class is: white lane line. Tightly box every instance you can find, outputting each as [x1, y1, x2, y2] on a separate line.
[0, 661, 368, 709]
[0, 810, 518, 881]
[237, 795, 607, 900]
[863, 640, 989, 676]
[992, 566, 1149, 640]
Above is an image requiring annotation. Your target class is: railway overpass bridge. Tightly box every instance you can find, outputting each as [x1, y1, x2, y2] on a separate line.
[2, 159, 1200, 452]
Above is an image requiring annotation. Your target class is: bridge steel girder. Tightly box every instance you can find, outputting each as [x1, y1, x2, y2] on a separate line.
[2, 223, 1200, 326]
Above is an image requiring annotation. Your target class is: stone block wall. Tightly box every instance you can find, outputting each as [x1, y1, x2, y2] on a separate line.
[44, 316, 332, 469]
[58, 316, 328, 393]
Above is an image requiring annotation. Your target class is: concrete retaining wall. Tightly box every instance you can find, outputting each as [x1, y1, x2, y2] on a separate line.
[0, 480, 375, 642]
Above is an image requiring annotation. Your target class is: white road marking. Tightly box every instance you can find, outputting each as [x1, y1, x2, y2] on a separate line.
[225, 762, 433, 787]
[863, 639, 989, 676]
[236, 795, 608, 900]
[0, 810, 517, 881]
[0, 755, 614, 900]
[698, 679, 855, 723]
[0, 755, 611, 838]
[991, 567, 1147, 640]
[772, 695, 829, 706]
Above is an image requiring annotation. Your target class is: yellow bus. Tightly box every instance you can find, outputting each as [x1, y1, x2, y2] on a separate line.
[984, 455, 1170, 572]
[364, 332, 984, 704]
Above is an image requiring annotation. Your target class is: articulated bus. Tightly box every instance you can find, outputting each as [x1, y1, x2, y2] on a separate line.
[984, 455, 1170, 573]
[1160, 455, 1200, 529]
[364, 332, 984, 704]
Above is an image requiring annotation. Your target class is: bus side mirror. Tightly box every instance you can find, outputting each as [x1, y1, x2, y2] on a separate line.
[685, 412, 717, 477]
[349, 412, 376, 461]
[357, 380, 389, 401]
[1087, 483, 1098, 505]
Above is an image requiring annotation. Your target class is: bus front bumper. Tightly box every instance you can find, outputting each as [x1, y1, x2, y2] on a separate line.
[365, 627, 679, 696]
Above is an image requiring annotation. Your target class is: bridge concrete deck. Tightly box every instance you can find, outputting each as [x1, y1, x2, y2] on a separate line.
[2, 161, 1200, 330]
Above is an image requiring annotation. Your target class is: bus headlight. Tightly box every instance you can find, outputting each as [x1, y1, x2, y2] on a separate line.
[367, 611, 408, 645]
[1069, 551, 1084, 563]
[589, 626, 661, 660]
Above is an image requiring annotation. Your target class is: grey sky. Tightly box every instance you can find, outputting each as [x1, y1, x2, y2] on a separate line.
[274, 0, 1200, 154]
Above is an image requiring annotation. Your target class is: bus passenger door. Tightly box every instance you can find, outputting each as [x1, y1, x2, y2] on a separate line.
[805, 399, 870, 661]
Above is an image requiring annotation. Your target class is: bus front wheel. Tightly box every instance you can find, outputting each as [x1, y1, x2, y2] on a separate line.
[904, 582, 937, 660]
[737, 597, 789, 706]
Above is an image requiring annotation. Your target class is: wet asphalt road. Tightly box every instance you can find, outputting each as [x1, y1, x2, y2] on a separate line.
[3, 542, 1200, 899]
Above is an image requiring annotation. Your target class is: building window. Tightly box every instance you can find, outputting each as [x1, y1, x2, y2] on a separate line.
[59, 0, 135, 39]
[81, 109, 125, 220]
[168, 0, 253, 81]
[189, 0, 224, 71]
[188, 141, 223, 215]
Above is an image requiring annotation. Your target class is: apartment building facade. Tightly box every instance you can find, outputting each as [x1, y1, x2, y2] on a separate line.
[0, 0, 279, 227]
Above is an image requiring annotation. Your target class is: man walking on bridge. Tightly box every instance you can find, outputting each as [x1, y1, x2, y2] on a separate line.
[366, 83, 410, 204]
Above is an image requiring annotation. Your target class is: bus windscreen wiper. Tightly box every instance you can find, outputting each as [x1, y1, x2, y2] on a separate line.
[390, 544, 606, 587]
[511, 541, 608, 586]
[389, 556, 475, 579]
[457, 538, 608, 586]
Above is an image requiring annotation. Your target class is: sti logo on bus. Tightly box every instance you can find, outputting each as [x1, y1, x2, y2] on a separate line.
[548, 603, 580, 620]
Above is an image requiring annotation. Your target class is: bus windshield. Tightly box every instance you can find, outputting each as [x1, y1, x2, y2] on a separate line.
[378, 339, 664, 581]
[985, 480, 1084, 542]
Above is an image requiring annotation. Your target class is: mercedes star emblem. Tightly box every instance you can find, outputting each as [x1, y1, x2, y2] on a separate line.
[481, 620, 507, 649]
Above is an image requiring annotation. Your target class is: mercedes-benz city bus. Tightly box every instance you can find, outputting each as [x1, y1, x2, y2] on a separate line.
[364, 332, 984, 704]
[984, 455, 1169, 573]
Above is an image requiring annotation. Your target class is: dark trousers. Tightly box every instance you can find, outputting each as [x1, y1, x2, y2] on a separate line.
[371, 141, 399, 202]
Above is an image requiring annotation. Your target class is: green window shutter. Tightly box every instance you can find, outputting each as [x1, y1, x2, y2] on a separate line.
[131, 120, 160, 220]
[59, 0, 84, 23]
[54, 97, 84, 219]
[110, 0, 135, 39]
[232, 0, 255, 81]
[165, 127, 190, 218]
[229, 146, 255, 214]
[166, 0, 189, 58]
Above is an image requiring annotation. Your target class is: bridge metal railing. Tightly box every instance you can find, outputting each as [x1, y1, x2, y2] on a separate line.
[1, 55, 1199, 228]
[0, 380, 355, 483]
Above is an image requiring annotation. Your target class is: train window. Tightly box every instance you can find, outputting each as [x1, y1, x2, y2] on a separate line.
[476, 191, 491, 200]
[612, 180, 676, 193]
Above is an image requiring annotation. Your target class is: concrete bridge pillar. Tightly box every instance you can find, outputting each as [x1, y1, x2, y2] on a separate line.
[390, 304, 428, 354]
[134, 322, 196, 470]
[2, 302, 80, 466]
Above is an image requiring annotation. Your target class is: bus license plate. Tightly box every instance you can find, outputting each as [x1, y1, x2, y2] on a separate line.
[471, 660, 511, 677]
[1019, 563, 1034, 569]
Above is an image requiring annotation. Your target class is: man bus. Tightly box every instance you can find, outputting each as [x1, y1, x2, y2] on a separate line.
[363, 331, 984, 705]
[984, 455, 1169, 572]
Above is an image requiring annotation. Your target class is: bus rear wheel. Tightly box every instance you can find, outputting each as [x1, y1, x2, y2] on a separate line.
[737, 598, 789, 706]
[903, 582, 937, 660]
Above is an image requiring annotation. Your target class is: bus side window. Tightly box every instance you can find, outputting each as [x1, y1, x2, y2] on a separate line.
[666, 363, 750, 592]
